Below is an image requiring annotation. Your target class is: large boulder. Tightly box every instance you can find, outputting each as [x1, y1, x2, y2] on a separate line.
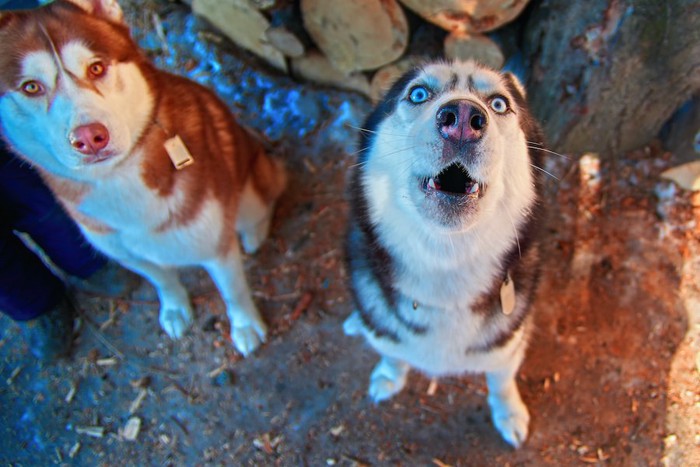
[192, 0, 287, 72]
[444, 31, 504, 69]
[399, 0, 531, 33]
[291, 52, 371, 96]
[301, 0, 409, 74]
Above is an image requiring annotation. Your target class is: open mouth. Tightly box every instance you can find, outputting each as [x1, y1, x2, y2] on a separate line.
[421, 162, 484, 198]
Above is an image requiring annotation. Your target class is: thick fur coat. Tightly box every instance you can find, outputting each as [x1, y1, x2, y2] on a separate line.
[0, 0, 286, 355]
[344, 60, 545, 447]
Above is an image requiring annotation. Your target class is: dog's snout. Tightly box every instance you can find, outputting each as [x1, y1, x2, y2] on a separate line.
[436, 100, 487, 143]
[69, 123, 110, 155]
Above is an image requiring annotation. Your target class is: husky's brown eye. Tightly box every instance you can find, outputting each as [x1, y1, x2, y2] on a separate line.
[21, 80, 44, 96]
[87, 61, 107, 79]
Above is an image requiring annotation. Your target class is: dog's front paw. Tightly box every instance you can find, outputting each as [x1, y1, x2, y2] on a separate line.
[343, 312, 364, 336]
[231, 321, 267, 357]
[368, 358, 409, 403]
[488, 392, 530, 448]
[159, 305, 193, 339]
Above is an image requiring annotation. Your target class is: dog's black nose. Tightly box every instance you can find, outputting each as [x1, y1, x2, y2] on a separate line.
[436, 100, 487, 143]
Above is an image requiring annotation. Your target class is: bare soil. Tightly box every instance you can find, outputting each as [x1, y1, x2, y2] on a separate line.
[1, 135, 699, 465]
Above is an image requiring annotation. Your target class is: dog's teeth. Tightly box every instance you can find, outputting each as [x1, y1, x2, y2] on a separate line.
[428, 178, 437, 190]
[468, 182, 479, 194]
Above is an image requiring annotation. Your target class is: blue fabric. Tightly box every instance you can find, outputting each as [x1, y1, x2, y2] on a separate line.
[0, 142, 106, 321]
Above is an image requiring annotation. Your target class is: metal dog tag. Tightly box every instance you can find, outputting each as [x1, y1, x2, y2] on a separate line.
[500, 273, 516, 315]
[164, 135, 194, 170]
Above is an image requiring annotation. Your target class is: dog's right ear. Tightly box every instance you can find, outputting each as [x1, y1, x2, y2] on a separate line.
[65, 0, 125, 25]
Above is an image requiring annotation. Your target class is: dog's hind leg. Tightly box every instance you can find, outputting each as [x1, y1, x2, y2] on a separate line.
[485, 345, 530, 448]
[368, 356, 410, 403]
[203, 247, 267, 356]
[236, 156, 286, 255]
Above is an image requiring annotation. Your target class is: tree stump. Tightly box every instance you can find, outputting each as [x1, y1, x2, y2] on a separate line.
[524, 0, 700, 155]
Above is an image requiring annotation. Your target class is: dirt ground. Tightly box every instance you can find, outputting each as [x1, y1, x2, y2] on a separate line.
[2, 134, 699, 465]
[1, 2, 700, 466]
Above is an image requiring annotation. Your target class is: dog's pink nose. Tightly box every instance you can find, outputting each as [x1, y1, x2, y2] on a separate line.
[69, 123, 110, 155]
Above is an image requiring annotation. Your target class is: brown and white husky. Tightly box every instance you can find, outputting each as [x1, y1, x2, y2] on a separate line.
[0, 0, 286, 356]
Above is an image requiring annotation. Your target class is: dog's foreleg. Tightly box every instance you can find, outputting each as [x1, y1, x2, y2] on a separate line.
[485, 350, 530, 448]
[368, 356, 410, 403]
[119, 259, 193, 339]
[203, 248, 267, 356]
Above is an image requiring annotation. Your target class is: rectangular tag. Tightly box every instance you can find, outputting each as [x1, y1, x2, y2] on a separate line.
[163, 135, 194, 170]
[500, 273, 516, 316]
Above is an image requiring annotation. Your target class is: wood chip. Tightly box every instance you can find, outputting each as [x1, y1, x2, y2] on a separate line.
[129, 388, 148, 414]
[661, 160, 700, 191]
[65, 383, 77, 403]
[432, 459, 452, 467]
[96, 357, 119, 366]
[426, 379, 439, 396]
[329, 424, 344, 437]
[68, 442, 81, 459]
[6, 366, 22, 385]
[122, 416, 141, 441]
[75, 426, 105, 438]
[207, 363, 227, 378]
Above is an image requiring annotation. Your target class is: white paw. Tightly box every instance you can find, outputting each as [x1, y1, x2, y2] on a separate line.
[159, 305, 193, 339]
[240, 216, 272, 255]
[343, 312, 364, 336]
[368, 358, 409, 403]
[488, 393, 530, 448]
[240, 233, 263, 255]
[231, 321, 267, 357]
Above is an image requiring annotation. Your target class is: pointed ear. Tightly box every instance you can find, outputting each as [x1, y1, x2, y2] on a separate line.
[503, 72, 527, 101]
[65, 0, 124, 25]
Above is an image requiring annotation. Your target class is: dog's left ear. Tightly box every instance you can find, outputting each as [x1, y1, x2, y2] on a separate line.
[66, 0, 124, 24]
[502, 72, 527, 101]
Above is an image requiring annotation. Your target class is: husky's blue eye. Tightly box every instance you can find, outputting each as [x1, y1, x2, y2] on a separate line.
[490, 96, 509, 114]
[408, 86, 430, 104]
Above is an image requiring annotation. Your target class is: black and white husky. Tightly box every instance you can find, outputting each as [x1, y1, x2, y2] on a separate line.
[344, 60, 545, 448]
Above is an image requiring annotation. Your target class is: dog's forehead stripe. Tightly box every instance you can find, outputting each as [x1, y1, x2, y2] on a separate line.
[416, 63, 504, 96]
[21, 51, 58, 84]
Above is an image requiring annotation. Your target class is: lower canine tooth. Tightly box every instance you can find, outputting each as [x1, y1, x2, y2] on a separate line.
[468, 183, 479, 194]
[428, 178, 437, 190]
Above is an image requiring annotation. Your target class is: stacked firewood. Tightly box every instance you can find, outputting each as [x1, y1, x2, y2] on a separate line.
[190, 0, 530, 100]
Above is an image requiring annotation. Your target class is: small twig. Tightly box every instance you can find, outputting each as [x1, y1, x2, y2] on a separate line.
[170, 415, 189, 436]
[289, 292, 313, 322]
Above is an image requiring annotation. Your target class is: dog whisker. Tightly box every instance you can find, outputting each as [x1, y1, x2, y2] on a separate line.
[348, 125, 411, 138]
[529, 163, 560, 181]
[526, 144, 572, 161]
